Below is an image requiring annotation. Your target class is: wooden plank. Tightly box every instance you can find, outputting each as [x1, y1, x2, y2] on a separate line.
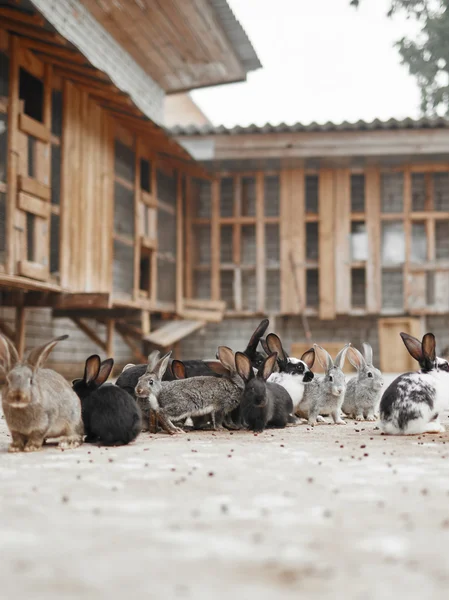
[280, 169, 292, 314]
[106, 319, 115, 358]
[427, 218, 435, 261]
[318, 169, 336, 320]
[180, 308, 223, 323]
[18, 191, 50, 218]
[233, 176, 242, 311]
[0, 7, 45, 27]
[334, 169, 351, 313]
[144, 319, 206, 348]
[18, 113, 50, 143]
[0, 17, 67, 46]
[18, 260, 49, 281]
[18, 174, 50, 201]
[6, 35, 20, 274]
[71, 318, 107, 352]
[378, 317, 422, 373]
[365, 168, 381, 313]
[183, 298, 226, 311]
[403, 168, 412, 313]
[290, 168, 305, 313]
[210, 179, 220, 301]
[19, 45, 44, 79]
[151, 161, 158, 304]
[176, 171, 184, 314]
[255, 172, 265, 313]
[15, 305, 26, 359]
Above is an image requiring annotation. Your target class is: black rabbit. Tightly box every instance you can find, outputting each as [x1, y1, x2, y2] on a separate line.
[73, 355, 142, 446]
[235, 351, 294, 433]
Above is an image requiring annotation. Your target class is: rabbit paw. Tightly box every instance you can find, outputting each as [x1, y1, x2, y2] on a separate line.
[365, 415, 377, 422]
[24, 443, 42, 452]
[8, 443, 24, 453]
[355, 414, 364, 421]
[316, 415, 327, 423]
[59, 436, 82, 449]
[334, 419, 347, 425]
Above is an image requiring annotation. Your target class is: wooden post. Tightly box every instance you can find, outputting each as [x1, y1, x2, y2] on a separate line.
[403, 168, 412, 311]
[334, 169, 351, 314]
[133, 138, 141, 302]
[15, 305, 26, 358]
[318, 169, 336, 320]
[233, 175, 242, 311]
[290, 168, 305, 313]
[106, 318, 115, 358]
[6, 35, 20, 275]
[256, 172, 265, 313]
[280, 169, 292, 314]
[176, 171, 184, 314]
[211, 179, 220, 301]
[184, 176, 193, 299]
[365, 168, 381, 313]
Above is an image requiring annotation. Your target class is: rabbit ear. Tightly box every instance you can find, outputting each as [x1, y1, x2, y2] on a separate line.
[314, 344, 333, 371]
[83, 355, 101, 384]
[400, 332, 424, 363]
[362, 343, 373, 365]
[27, 335, 68, 372]
[347, 346, 365, 371]
[334, 344, 350, 370]
[421, 333, 436, 370]
[258, 352, 278, 381]
[0, 334, 19, 372]
[217, 346, 235, 373]
[171, 360, 186, 380]
[96, 358, 114, 386]
[235, 352, 254, 383]
[266, 333, 288, 363]
[301, 348, 315, 369]
[146, 350, 161, 373]
[121, 363, 135, 373]
[204, 360, 231, 376]
[260, 338, 270, 355]
[244, 319, 269, 357]
[153, 351, 172, 380]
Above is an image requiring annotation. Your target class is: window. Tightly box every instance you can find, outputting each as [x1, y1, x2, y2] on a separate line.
[19, 68, 43, 122]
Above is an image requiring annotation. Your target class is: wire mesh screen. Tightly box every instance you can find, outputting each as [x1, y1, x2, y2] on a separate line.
[113, 240, 134, 296]
[242, 270, 257, 311]
[26, 212, 35, 262]
[264, 175, 280, 216]
[158, 209, 176, 254]
[241, 225, 256, 264]
[0, 51, 9, 97]
[51, 90, 63, 137]
[412, 174, 426, 211]
[114, 140, 135, 182]
[157, 169, 177, 207]
[194, 270, 211, 299]
[114, 181, 134, 238]
[0, 113, 6, 185]
[305, 175, 319, 213]
[265, 224, 280, 266]
[220, 270, 234, 309]
[220, 178, 234, 217]
[192, 178, 211, 218]
[157, 257, 176, 303]
[436, 221, 449, 260]
[382, 270, 403, 309]
[351, 174, 365, 213]
[0, 192, 6, 265]
[50, 213, 60, 274]
[306, 222, 319, 260]
[411, 222, 427, 263]
[266, 270, 280, 312]
[220, 225, 233, 263]
[241, 177, 256, 216]
[28, 136, 36, 178]
[306, 269, 319, 308]
[351, 268, 366, 308]
[51, 143, 61, 205]
[381, 173, 403, 213]
[433, 173, 449, 211]
[194, 225, 211, 265]
[140, 159, 151, 193]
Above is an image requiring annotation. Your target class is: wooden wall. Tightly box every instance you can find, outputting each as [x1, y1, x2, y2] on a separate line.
[61, 81, 113, 292]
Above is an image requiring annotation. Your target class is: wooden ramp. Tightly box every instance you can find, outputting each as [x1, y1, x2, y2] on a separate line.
[144, 320, 206, 349]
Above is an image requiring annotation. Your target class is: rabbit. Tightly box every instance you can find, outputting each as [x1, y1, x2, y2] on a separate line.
[0, 334, 84, 452]
[380, 332, 449, 435]
[235, 351, 294, 432]
[298, 344, 350, 426]
[135, 346, 244, 434]
[342, 343, 384, 421]
[72, 355, 142, 446]
[265, 333, 315, 411]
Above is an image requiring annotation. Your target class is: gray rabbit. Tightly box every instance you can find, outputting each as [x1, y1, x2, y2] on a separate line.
[0, 334, 84, 452]
[135, 346, 244, 434]
[342, 343, 383, 421]
[298, 343, 350, 425]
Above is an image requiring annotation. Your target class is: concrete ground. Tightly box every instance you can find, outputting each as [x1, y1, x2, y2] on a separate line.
[1, 374, 449, 600]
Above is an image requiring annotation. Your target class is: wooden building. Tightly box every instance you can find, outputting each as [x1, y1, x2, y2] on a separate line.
[0, 0, 261, 374]
[172, 119, 449, 372]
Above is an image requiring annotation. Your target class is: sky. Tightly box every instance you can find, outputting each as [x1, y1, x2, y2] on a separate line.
[191, 0, 422, 127]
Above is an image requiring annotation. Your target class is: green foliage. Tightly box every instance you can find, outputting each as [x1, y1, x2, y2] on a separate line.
[351, 1, 449, 115]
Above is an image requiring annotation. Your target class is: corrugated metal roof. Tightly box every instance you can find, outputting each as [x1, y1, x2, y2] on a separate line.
[170, 116, 449, 136]
[209, 0, 262, 73]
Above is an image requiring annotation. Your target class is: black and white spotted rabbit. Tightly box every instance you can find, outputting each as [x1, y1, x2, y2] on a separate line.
[380, 332, 449, 435]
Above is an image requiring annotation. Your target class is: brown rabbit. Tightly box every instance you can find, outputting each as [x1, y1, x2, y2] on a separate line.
[0, 334, 84, 452]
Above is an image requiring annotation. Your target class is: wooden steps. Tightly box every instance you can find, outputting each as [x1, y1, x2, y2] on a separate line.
[144, 319, 205, 348]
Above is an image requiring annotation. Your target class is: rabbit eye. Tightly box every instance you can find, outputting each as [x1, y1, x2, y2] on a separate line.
[149, 379, 154, 385]
[329, 375, 333, 382]
[368, 372, 373, 378]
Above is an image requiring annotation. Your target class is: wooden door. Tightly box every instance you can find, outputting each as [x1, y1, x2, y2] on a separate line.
[378, 317, 422, 373]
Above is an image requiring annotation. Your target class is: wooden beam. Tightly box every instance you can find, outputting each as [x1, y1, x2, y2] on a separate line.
[71, 318, 107, 352]
[0, 7, 45, 27]
[211, 179, 220, 301]
[6, 35, 20, 274]
[290, 168, 305, 313]
[19, 113, 51, 143]
[318, 169, 336, 320]
[280, 169, 292, 314]
[183, 298, 226, 311]
[18, 191, 50, 219]
[0, 319, 15, 341]
[133, 139, 141, 302]
[184, 176, 193, 299]
[233, 175, 242, 311]
[334, 169, 351, 313]
[106, 319, 115, 358]
[403, 168, 412, 312]
[17, 260, 49, 282]
[176, 171, 184, 314]
[18, 175, 51, 201]
[365, 168, 382, 313]
[15, 306, 26, 359]
[256, 172, 265, 313]
[21, 38, 86, 63]
[0, 17, 67, 46]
